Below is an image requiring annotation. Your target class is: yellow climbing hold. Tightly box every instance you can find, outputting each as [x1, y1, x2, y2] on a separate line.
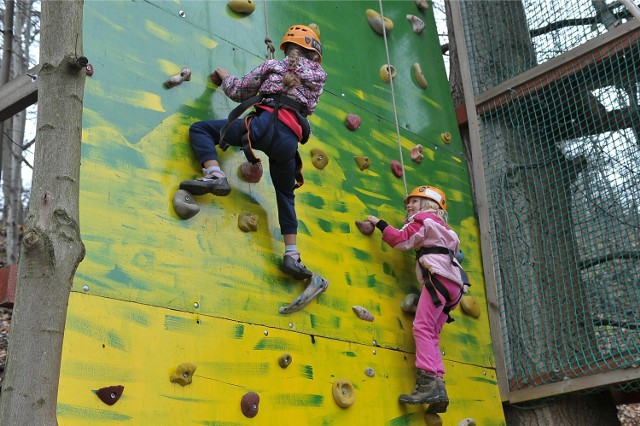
[170, 362, 197, 386]
[238, 213, 259, 232]
[379, 64, 397, 83]
[460, 295, 481, 318]
[308, 23, 321, 37]
[227, 0, 255, 14]
[413, 63, 428, 89]
[278, 353, 292, 368]
[441, 131, 452, 144]
[354, 156, 371, 171]
[366, 9, 393, 35]
[310, 148, 329, 169]
[425, 413, 443, 426]
[332, 378, 356, 408]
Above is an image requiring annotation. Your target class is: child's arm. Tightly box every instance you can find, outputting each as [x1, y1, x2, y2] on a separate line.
[367, 215, 424, 251]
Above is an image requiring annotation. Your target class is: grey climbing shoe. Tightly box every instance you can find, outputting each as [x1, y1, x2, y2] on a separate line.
[179, 173, 231, 196]
[425, 376, 449, 414]
[280, 254, 313, 280]
[398, 369, 446, 409]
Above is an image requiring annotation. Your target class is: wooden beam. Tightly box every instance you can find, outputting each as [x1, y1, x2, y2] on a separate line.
[0, 65, 40, 122]
[448, 0, 510, 402]
[475, 19, 640, 115]
[508, 365, 640, 404]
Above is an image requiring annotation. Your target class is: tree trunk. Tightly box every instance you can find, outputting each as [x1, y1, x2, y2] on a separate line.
[2, 0, 34, 263]
[0, 0, 85, 424]
[504, 390, 620, 425]
[0, 0, 15, 192]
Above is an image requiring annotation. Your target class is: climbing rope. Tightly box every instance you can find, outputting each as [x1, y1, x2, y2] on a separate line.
[263, 0, 275, 59]
[378, 0, 409, 198]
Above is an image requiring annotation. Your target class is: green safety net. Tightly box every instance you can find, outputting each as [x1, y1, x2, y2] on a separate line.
[458, 0, 640, 396]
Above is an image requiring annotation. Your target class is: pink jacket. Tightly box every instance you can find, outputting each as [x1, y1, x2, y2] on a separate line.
[381, 211, 463, 287]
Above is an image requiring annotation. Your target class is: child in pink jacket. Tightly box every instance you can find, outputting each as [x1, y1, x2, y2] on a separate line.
[367, 185, 467, 413]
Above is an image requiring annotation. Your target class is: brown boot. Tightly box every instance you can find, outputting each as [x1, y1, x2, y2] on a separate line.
[425, 376, 449, 413]
[398, 369, 440, 405]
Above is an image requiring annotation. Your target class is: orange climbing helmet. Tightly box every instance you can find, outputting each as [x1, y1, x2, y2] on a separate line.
[280, 25, 323, 63]
[405, 185, 447, 211]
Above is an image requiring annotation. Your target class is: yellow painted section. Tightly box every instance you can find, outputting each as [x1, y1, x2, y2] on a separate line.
[59, 293, 504, 425]
[57, 1, 506, 424]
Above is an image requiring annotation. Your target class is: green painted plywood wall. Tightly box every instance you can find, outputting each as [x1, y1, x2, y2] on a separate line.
[57, 1, 505, 425]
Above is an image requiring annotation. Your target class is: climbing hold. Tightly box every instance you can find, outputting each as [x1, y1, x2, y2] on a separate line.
[279, 274, 329, 314]
[227, 0, 255, 14]
[352, 305, 374, 322]
[379, 64, 397, 83]
[173, 189, 200, 220]
[366, 9, 394, 35]
[355, 220, 374, 235]
[238, 213, 259, 232]
[416, 0, 429, 12]
[278, 353, 292, 368]
[96, 385, 124, 406]
[407, 14, 425, 34]
[440, 132, 452, 144]
[456, 249, 464, 263]
[354, 156, 371, 171]
[332, 378, 356, 408]
[413, 63, 428, 89]
[410, 144, 424, 163]
[239, 161, 263, 183]
[164, 67, 192, 89]
[85, 64, 94, 77]
[345, 114, 361, 131]
[210, 69, 223, 86]
[401, 293, 419, 313]
[390, 160, 403, 177]
[425, 413, 443, 426]
[460, 295, 481, 318]
[310, 148, 329, 169]
[458, 419, 477, 426]
[308, 23, 321, 37]
[364, 367, 375, 377]
[240, 392, 260, 418]
[170, 363, 197, 386]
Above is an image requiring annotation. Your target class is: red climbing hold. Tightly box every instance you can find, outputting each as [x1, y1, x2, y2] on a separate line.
[241, 392, 260, 418]
[96, 385, 124, 406]
[390, 160, 404, 177]
[345, 114, 361, 131]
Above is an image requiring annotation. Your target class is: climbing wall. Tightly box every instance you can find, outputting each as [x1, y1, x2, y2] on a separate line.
[57, 1, 506, 425]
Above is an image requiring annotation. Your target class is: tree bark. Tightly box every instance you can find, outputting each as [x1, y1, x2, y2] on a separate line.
[504, 390, 621, 425]
[0, 0, 85, 424]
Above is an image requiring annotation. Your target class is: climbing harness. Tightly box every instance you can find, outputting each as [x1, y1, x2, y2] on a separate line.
[378, 0, 408, 198]
[415, 246, 470, 323]
[218, 92, 312, 189]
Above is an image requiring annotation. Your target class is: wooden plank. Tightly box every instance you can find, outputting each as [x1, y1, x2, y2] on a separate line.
[509, 366, 640, 404]
[475, 19, 640, 115]
[448, 0, 510, 403]
[0, 65, 40, 122]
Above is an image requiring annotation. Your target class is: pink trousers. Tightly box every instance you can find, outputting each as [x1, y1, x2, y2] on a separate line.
[413, 275, 462, 377]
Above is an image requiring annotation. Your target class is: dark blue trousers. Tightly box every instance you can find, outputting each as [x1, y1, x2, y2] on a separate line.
[189, 109, 299, 235]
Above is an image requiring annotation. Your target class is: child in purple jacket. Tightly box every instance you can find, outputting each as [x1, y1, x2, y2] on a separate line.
[180, 25, 326, 279]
